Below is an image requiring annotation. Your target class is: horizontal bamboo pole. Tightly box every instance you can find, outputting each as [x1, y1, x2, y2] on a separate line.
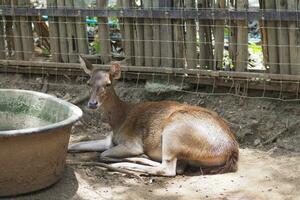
[1, 64, 299, 94]
[1, 8, 299, 21]
[1, 60, 300, 82]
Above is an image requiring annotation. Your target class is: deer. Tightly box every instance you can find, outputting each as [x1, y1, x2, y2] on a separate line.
[68, 55, 239, 176]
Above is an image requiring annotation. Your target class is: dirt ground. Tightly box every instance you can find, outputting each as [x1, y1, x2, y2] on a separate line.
[1, 73, 300, 200]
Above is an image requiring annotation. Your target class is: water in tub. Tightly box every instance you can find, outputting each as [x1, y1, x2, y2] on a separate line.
[0, 112, 51, 132]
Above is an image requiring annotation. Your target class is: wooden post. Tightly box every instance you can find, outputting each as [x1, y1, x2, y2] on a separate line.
[120, 0, 134, 65]
[143, 0, 152, 67]
[276, 0, 290, 74]
[261, 0, 279, 73]
[160, 0, 173, 67]
[65, 0, 78, 63]
[236, 0, 248, 72]
[57, 0, 69, 63]
[198, 0, 213, 69]
[133, 1, 144, 66]
[74, 1, 89, 57]
[0, 0, 5, 59]
[214, 0, 226, 70]
[288, 0, 300, 75]
[173, 0, 184, 68]
[3, 0, 13, 58]
[5, 15, 14, 58]
[17, 0, 33, 61]
[229, 20, 237, 70]
[185, 0, 197, 69]
[118, 0, 125, 62]
[152, 0, 160, 67]
[12, 0, 23, 60]
[259, 1, 268, 72]
[47, 0, 61, 62]
[97, 0, 111, 64]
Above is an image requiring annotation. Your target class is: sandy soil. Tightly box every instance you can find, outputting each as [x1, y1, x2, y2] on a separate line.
[1, 74, 300, 200]
[5, 149, 300, 200]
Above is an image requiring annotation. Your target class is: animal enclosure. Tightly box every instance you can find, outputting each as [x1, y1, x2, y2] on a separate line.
[0, 1, 300, 199]
[0, 0, 300, 99]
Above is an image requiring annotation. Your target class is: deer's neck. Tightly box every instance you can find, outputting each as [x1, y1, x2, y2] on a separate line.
[100, 86, 131, 132]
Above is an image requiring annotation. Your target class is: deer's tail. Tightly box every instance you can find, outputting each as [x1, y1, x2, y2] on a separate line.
[202, 148, 239, 175]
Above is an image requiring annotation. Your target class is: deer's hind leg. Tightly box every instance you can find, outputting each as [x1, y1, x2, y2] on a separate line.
[101, 142, 144, 158]
[124, 157, 161, 167]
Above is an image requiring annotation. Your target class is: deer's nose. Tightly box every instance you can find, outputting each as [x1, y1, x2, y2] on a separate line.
[88, 100, 98, 109]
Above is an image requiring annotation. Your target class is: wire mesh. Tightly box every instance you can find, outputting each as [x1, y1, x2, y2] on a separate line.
[0, 0, 299, 101]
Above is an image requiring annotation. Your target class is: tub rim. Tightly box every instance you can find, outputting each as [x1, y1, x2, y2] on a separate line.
[0, 89, 83, 137]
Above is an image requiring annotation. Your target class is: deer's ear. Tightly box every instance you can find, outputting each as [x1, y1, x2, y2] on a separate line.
[110, 63, 121, 80]
[79, 55, 94, 75]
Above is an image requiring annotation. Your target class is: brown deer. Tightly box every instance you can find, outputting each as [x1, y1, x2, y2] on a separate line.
[68, 56, 239, 176]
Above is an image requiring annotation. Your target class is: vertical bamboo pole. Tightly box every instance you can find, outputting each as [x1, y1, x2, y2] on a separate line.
[207, 2, 214, 69]
[288, 0, 300, 75]
[198, 0, 207, 68]
[118, 0, 124, 40]
[260, 0, 279, 73]
[57, 0, 69, 63]
[5, 15, 14, 58]
[236, 0, 248, 72]
[228, 0, 237, 70]
[276, 0, 290, 74]
[214, 0, 226, 70]
[118, 0, 125, 58]
[12, 0, 23, 60]
[74, 1, 89, 57]
[152, 0, 160, 67]
[2, 0, 12, 58]
[143, 0, 152, 67]
[121, 0, 134, 65]
[185, 0, 197, 69]
[173, 0, 184, 68]
[133, 1, 144, 66]
[0, 0, 5, 59]
[198, 0, 213, 69]
[47, 0, 61, 62]
[65, 0, 78, 63]
[97, 0, 111, 64]
[17, 0, 33, 61]
[160, 0, 174, 67]
[229, 21, 237, 69]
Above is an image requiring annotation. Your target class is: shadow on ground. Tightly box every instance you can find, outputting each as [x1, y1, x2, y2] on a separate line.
[2, 167, 78, 200]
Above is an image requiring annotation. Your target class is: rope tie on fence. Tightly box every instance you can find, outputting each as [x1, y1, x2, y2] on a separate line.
[212, 77, 216, 94]
[229, 78, 235, 94]
[167, 74, 170, 86]
[135, 72, 140, 88]
[195, 74, 200, 93]
[180, 74, 185, 91]
[279, 80, 283, 99]
[296, 81, 300, 99]
[122, 71, 126, 84]
[262, 79, 266, 98]
[151, 73, 155, 83]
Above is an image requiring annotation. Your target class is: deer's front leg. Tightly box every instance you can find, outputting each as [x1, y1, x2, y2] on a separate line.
[101, 142, 143, 158]
[68, 132, 113, 152]
[110, 158, 177, 177]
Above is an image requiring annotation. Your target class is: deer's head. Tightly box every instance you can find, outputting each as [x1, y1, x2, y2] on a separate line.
[79, 55, 121, 109]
